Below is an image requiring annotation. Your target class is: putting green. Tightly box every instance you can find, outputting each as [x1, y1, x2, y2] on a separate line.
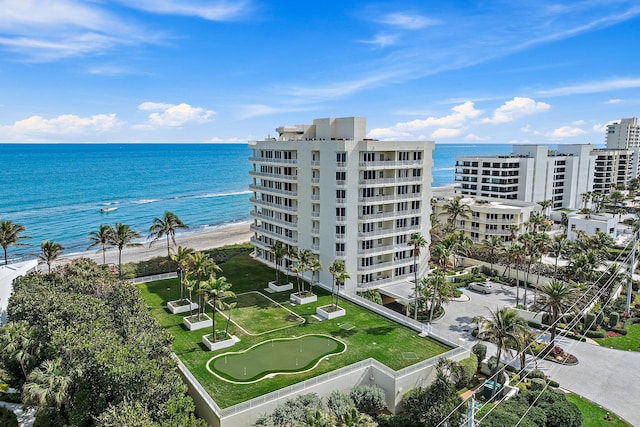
[207, 334, 346, 383]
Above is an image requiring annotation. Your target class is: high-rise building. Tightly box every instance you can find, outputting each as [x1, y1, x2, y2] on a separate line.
[248, 117, 434, 293]
[455, 144, 593, 209]
[606, 117, 640, 149]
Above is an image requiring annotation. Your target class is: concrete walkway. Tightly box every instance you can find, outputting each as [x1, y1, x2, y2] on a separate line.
[429, 286, 640, 426]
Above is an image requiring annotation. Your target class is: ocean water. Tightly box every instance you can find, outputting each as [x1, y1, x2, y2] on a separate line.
[0, 142, 510, 262]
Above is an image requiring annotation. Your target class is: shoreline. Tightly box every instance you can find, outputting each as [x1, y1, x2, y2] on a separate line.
[52, 221, 253, 269]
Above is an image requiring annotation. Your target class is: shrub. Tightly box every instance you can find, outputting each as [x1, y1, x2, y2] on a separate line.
[584, 330, 606, 338]
[453, 354, 478, 389]
[609, 312, 620, 328]
[472, 343, 487, 363]
[350, 385, 386, 415]
[548, 379, 560, 388]
[327, 391, 354, 416]
[0, 407, 17, 427]
[583, 313, 596, 330]
[356, 290, 383, 305]
[528, 369, 546, 379]
[595, 311, 604, 327]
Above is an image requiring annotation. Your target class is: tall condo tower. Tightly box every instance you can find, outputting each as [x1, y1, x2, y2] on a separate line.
[606, 117, 640, 149]
[248, 117, 434, 293]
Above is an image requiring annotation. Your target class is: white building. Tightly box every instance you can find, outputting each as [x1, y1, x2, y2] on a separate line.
[606, 117, 640, 149]
[592, 148, 640, 193]
[567, 213, 617, 241]
[249, 117, 434, 293]
[432, 195, 540, 244]
[455, 144, 594, 210]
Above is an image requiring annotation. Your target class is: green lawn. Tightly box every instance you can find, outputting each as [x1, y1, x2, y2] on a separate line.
[138, 252, 451, 408]
[210, 334, 345, 383]
[594, 324, 640, 351]
[565, 393, 631, 427]
[228, 291, 304, 335]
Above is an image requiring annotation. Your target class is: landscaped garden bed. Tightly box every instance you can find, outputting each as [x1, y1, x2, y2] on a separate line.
[290, 291, 317, 305]
[167, 299, 198, 314]
[316, 304, 346, 320]
[268, 280, 293, 292]
[202, 333, 240, 351]
[183, 314, 213, 331]
[137, 251, 451, 408]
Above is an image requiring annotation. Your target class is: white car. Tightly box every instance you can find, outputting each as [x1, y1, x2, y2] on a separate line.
[467, 281, 494, 294]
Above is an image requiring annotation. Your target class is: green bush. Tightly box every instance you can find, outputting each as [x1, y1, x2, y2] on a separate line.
[583, 313, 596, 330]
[595, 311, 604, 327]
[530, 378, 547, 391]
[548, 379, 560, 388]
[472, 343, 487, 363]
[609, 312, 620, 328]
[350, 385, 386, 415]
[607, 327, 628, 335]
[453, 354, 478, 389]
[0, 407, 17, 427]
[584, 329, 606, 338]
[357, 290, 383, 305]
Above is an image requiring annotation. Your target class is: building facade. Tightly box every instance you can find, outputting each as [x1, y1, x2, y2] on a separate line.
[455, 144, 594, 210]
[249, 117, 434, 293]
[433, 195, 540, 244]
[592, 148, 640, 193]
[606, 117, 640, 149]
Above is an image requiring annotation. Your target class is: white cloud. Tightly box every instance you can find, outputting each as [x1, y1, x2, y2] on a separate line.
[606, 98, 624, 104]
[395, 102, 483, 130]
[465, 133, 490, 141]
[135, 102, 215, 128]
[1, 113, 120, 137]
[592, 123, 608, 133]
[120, 0, 252, 21]
[571, 120, 586, 125]
[358, 33, 398, 48]
[481, 97, 550, 124]
[431, 128, 463, 139]
[549, 126, 587, 138]
[367, 127, 412, 140]
[538, 77, 640, 97]
[0, 0, 154, 60]
[209, 136, 247, 143]
[377, 12, 438, 29]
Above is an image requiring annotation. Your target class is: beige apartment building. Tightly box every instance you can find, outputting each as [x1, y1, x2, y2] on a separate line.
[248, 117, 434, 293]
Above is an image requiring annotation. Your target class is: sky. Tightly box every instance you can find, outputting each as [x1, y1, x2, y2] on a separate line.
[0, 0, 639, 144]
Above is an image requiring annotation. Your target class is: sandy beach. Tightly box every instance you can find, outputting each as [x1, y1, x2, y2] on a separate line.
[50, 222, 253, 269]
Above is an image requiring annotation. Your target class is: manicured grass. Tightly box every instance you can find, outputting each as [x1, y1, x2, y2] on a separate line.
[138, 252, 451, 408]
[594, 324, 640, 351]
[565, 393, 631, 427]
[210, 334, 345, 383]
[228, 291, 304, 335]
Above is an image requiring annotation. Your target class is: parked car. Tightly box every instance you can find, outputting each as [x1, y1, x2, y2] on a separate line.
[467, 281, 494, 294]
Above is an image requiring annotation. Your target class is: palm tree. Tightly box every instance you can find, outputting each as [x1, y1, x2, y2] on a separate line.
[0, 220, 30, 265]
[551, 234, 567, 279]
[107, 223, 142, 277]
[610, 190, 625, 207]
[430, 244, 451, 273]
[427, 273, 447, 323]
[442, 196, 470, 229]
[271, 241, 286, 285]
[223, 301, 238, 337]
[328, 260, 349, 309]
[36, 240, 64, 273]
[148, 211, 188, 258]
[482, 236, 503, 276]
[514, 328, 538, 372]
[188, 251, 221, 319]
[533, 280, 576, 348]
[308, 256, 322, 294]
[87, 224, 113, 265]
[201, 276, 235, 342]
[0, 321, 38, 380]
[22, 358, 72, 411]
[475, 308, 527, 397]
[580, 191, 592, 210]
[408, 232, 428, 320]
[537, 199, 553, 218]
[171, 245, 195, 302]
[184, 278, 196, 317]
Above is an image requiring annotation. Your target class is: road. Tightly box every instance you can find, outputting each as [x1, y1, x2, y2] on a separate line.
[429, 283, 640, 426]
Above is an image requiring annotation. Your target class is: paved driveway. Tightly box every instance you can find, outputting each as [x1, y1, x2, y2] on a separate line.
[430, 283, 640, 426]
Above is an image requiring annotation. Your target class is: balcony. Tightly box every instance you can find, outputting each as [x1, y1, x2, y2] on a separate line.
[249, 197, 297, 213]
[249, 156, 297, 165]
[249, 184, 297, 197]
[357, 243, 396, 255]
[249, 211, 297, 228]
[249, 170, 298, 181]
[358, 159, 423, 168]
[358, 175, 421, 185]
[250, 224, 297, 244]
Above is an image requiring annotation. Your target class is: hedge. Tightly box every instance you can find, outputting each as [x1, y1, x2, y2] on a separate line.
[584, 330, 606, 339]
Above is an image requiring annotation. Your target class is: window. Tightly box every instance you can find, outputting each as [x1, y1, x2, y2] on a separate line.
[363, 188, 375, 198]
[335, 243, 345, 252]
[412, 168, 422, 177]
[363, 170, 376, 180]
[410, 217, 420, 226]
[362, 152, 374, 162]
[337, 152, 347, 162]
[397, 169, 409, 178]
[412, 184, 421, 193]
[336, 189, 346, 199]
[411, 200, 421, 210]
[336, 207, 346, 217]
[336, 171, 346, 181]
[413, 151, 422, 161]
[396, 218, 407, 228]
[396, 234, 407, 244]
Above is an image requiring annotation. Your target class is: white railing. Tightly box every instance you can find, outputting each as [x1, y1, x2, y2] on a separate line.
[249, 184, 297, 197]
[129, 272, 178, 284]
[249, 156, 297, 165]
[249, 197, 297, 213]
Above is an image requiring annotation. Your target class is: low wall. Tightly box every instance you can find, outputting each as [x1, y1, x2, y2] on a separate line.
[461, 257, 554, 290]
[129, 271, 177, 284]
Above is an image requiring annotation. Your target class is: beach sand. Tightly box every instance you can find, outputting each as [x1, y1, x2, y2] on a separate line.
[50, 222, 253, 269]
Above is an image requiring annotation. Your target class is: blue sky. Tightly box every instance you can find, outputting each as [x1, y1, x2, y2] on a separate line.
[0, 0, 639, 143]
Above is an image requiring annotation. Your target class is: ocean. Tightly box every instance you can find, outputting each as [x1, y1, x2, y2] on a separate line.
[0, 143, 510, 262]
